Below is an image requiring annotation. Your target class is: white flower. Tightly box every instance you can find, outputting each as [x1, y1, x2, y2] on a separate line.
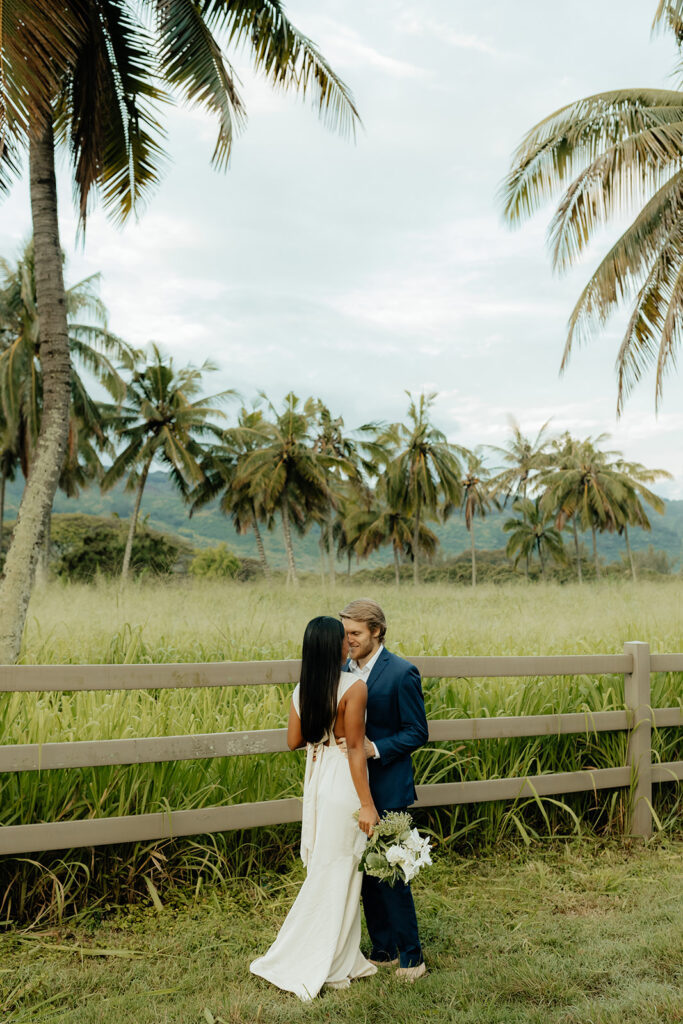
[417, 846, 432, 868]
[403, 828, 423, 853]
[385, 844, 405, 865]
[402, 861, 418, 881]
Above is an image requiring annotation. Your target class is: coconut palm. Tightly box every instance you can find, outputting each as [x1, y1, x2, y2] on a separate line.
[310, 400, 367, 585]
[0, 0, 359, 660]
[504, 497, 567, 580]
[347, 488, 438, 586]
[376, 393, 465, 585]
[609, 458, 671, 580]
[0, 240, 134, 482]
[102, 346, 233, 580]
[489, 417, 553, 502]
[502, 4, 683, 412]
[539, 434, 625, 580]
[332, 479, 375, 576]
[461, 450, 498, 587]
[234, 393, 330, 585]
[190, 407, 273, 577]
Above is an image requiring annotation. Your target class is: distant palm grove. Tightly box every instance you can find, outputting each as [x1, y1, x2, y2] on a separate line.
[0, 248, 672, 589]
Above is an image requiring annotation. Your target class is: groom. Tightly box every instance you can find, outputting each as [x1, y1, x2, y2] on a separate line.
[340, 598, 429, 982]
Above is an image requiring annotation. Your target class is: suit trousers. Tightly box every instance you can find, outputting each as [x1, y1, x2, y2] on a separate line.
[361, 807, 423, 968]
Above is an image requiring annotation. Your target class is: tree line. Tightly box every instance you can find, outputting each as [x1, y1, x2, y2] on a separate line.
[1, 244, 671, 588]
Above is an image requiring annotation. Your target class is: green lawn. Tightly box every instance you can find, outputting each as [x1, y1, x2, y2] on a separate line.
[2, 839, 681, 1024]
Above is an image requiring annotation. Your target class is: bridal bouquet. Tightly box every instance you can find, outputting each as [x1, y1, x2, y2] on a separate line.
[357, 811, 432, 886]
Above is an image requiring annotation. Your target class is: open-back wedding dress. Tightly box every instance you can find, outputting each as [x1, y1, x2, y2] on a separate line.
[249, 672, 377, 1001]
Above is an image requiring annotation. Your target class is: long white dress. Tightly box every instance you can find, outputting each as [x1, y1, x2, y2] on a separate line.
[249, 672, 377, 1001]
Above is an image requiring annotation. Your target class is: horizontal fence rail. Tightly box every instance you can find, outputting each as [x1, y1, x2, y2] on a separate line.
[0, 653, 639, 692]
[0, 642, 681, 855]
[3, 709, 683, 775]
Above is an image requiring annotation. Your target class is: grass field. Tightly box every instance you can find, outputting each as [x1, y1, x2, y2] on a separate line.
[1, 578, 682, 923]
[17, 576, 683, 664]
[1, 839, 681, 1024]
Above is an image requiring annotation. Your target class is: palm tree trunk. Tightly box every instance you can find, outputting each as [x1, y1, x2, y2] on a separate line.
[251, 509, 270, 578]
[572, 516, 582, 584]
[318, 531, 325, 585]
[280, 497, 298, 585]
[412, 504, 420, 586]
[470, 522, 476, 587]
[591, 524, 600, 578]
[0, 121, 71, 663]
[37, 508, 52, 583]
[327, 500, 335, 586]
[537, 538, 546, 579]
[121, 457, 153, 580]
[0, 469, 6, 556]
[624, 522, 636, 581]
[393, 544, 401, 586]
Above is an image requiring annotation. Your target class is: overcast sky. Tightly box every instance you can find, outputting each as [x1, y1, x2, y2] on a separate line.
[3, 0, 683, 494]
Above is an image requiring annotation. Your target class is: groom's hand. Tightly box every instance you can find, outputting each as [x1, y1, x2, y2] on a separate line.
[336, 736, 375, 759]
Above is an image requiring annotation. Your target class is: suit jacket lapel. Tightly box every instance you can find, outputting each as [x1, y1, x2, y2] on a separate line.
[366, 647, 390, 690]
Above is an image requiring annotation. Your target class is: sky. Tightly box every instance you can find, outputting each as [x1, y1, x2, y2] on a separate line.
[3, 0, 683, 494]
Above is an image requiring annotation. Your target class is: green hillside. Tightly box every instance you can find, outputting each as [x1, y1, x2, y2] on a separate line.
[4, 472, 683, 571]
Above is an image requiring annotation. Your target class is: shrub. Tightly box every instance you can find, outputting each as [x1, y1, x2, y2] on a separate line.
[189, 543, 241, 579]
[50, 514, 190, 580]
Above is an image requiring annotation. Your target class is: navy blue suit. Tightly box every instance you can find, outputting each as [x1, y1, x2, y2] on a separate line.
[346, 647, 429, 968]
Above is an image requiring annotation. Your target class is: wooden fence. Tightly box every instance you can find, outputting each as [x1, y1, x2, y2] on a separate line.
[0, 641, 681, 856]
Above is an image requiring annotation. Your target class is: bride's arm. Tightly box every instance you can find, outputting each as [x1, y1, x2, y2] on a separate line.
[287, 700, 305, 750]
[344, 681, 380, 835]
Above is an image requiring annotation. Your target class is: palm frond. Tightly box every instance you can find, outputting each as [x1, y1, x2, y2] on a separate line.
[204, 0, 360, 139]
[503, 89, 683, 222]
[153, 0, 246, 169]
[615, 220, 683, 411]
[55, 0, 166, 227]
[562, 170, 683, 364]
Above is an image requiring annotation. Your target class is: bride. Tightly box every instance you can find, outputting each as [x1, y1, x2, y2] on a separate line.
[249, 615, 380, 1001]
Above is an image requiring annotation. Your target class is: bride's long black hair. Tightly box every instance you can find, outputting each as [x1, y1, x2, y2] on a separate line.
[299, 616, 345, 744]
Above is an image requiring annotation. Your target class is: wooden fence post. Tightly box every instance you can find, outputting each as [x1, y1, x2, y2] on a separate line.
[623, 641, 652, 839]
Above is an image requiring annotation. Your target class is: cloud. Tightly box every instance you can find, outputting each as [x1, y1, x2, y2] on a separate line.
[311, 22, 430, 80]
[396, 13, 503, 57]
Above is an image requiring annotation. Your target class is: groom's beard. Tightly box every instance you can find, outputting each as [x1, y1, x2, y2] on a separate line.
[351, 639, 379, 666]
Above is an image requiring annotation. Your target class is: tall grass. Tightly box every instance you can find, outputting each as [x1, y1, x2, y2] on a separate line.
[1, 578, 681, 923]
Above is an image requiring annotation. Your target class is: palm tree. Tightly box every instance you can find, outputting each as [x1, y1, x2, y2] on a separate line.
[347, 489, 438, 586]
[609, 458, 671, 580]
[190, 408, 273, 577]
[539, 434, 625, 580]
[102, 346, 232, 580]
[376, 393, 465, 585]
[0, 240, 134, 481]
[504, 498, 567, 580]
[461, 450, 498, 587]
[489, 417, 552, 502]
[332, 479, 375, 576]
[234, 393, 330, 585]
[310, 400, 366, 585]
[501, 4, 683, 412]
[0, 0, 359, 660]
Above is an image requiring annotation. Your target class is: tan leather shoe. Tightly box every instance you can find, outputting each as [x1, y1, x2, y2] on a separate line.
[395, 962, 427, 982]
[368, 957, 398, 967]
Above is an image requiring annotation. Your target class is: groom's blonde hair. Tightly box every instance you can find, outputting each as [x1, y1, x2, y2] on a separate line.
[339, 599, 387, 643]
